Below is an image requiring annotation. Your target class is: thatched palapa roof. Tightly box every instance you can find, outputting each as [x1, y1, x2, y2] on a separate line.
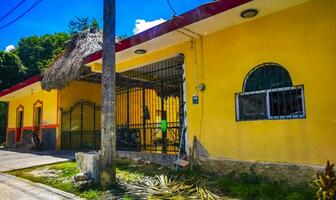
[41, 28, 103, 90]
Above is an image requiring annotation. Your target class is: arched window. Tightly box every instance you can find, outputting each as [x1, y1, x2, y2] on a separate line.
[236, 63, 306, 121]
[243, 63, 292, 92]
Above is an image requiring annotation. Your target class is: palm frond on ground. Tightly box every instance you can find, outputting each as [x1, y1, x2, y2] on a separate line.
[123, 174, 220, 199]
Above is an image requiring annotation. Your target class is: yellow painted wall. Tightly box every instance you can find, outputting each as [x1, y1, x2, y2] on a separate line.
[7, 88, 58, 128]
[58, 80, 101, 148]
[112, 0, 336, 165]
[59, 80, 101, 110]
[59, 79, 180, 151]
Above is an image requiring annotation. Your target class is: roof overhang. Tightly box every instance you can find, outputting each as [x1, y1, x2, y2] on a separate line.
[84, 0, 311, 67]
[0, 76, 42, 101]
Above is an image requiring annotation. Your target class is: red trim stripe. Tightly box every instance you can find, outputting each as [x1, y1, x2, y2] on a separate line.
[84, 0, 252, 64]
[0, 75, 41, 98]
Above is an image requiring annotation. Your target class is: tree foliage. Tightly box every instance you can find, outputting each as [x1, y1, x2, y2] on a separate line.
[0, 33, 70, 140]
[0, 52, 23, 141]
[69, 17, 100, 34]
[0, 16, 112, 140]
[0, 51, 26, 90]
[15, 33, 71, 77]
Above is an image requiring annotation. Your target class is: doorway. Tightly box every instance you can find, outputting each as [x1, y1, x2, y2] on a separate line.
[33, 102, 43, 137]
[60, 55, 186, 154]
[16, 106, 24, 143]
[116, 55, 185, 153]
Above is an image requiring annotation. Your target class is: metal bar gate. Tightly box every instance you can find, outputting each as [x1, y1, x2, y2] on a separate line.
[61, 55, 185, 154]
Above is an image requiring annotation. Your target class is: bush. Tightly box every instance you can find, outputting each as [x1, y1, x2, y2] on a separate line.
[314, 161, 336, 200]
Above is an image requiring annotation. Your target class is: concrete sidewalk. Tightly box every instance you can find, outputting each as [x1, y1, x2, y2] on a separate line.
[0, 173, 82, 200]
[0, 148, 75, 172]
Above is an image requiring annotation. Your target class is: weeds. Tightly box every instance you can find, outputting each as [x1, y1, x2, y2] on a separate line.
[216, 170, 314, 200]
[314, 161, 336, 200]
[7, 160, 315, 200]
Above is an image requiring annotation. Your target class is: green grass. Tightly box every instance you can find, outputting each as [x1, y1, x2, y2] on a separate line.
[7, 160, 315, 200]
[116, 159, 171, 181]
[212, 171, 314, 200]
[176, 168, 314, 200]
[7, 162, 102, 199]
[7, 160, 171, 199]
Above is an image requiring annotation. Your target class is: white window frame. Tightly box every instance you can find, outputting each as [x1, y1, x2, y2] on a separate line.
[236, 85, 306, 121]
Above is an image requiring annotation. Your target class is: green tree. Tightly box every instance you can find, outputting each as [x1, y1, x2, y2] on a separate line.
[69, 17, 100, 33]
[15, 33, 70, 77]
[90, 18, 99, 30]
[0, 51, 25, 142]
[0, 51, 26, 90]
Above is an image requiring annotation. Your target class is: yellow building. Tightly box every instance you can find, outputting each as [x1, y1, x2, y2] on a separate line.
[0, 76, 59, 149]
[1, 0, 335, 180]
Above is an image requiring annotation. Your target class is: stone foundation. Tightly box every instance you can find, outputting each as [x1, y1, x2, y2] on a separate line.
[116, 150, 321, 186]
[42, 128, 56, 150]
[22, 130, 33, 148]
[197, 157, 324, 186]
[6, 131, 15, 147]
[117, 151, 177, 167]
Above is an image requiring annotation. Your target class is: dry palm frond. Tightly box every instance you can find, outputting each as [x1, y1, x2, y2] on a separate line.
[125, 174, 220, 199]
[41, 28, 102, 90]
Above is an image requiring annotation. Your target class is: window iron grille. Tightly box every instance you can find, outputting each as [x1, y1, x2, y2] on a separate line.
[236, 63, 306, 121]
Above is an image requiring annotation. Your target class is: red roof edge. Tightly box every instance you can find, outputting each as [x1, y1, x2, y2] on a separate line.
[84, 0, 252, 64]
[0, 75, 41, 98]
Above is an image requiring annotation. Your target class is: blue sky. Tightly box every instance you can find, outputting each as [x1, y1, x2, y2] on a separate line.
[0, 0, 210, 50]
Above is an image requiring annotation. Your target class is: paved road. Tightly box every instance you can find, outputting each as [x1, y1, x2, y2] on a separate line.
[0, 173, 82, 200]
[0, 148, 79, 199]
[0, 148, 75, 172]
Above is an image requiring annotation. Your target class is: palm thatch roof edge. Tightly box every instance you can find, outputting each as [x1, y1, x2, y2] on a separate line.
[41, 28, 103, 90]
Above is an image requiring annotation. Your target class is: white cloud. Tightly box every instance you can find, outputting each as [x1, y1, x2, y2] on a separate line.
[5, 45, 15, 52]
[133, 18, 166, 34]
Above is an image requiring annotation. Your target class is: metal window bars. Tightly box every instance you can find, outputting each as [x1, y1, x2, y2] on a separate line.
[236, 85, 306, 121]
[236, 63, 306, 121]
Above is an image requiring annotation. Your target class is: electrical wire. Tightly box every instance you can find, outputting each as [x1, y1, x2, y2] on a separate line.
[0, 0, 26, 23]
[0, 0, 42, 29]
[166, 0, 177, 16]
[176, 28, 205, 140]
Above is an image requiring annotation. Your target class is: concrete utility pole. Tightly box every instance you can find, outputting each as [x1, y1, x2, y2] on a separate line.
[100, 0, 116, 187]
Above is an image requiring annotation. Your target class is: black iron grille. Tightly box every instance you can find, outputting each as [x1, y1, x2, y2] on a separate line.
[61, 55, 185, 153]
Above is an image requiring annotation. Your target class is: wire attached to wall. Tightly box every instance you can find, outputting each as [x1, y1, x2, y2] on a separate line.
[176, 28, 205, 141]
[185, 29, 205, 142]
